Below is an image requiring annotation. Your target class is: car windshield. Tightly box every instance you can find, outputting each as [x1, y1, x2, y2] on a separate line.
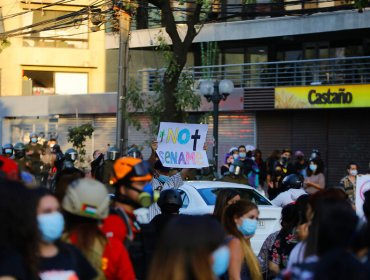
[197, 188, 271, 206]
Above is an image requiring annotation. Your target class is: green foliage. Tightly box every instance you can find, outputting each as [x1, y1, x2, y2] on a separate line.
[155, 31, 179, 81]
[67, 123, 94, 165]
[352, 0, 369, 11]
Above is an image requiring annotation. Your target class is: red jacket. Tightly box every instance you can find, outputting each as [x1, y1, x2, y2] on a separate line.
[103, 237, 136, 280]
[68, 231, 135, 280]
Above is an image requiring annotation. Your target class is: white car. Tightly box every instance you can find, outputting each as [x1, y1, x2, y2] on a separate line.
[178, 181, 282, 254]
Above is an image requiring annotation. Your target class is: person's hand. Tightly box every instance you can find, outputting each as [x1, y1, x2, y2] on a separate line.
[26, 150, 34, 155]
[203, 143, 208, 151]
[268, 181, 274, 188]
[151, 140, 158, 151]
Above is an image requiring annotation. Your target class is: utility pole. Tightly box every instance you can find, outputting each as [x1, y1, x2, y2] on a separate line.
[116, 10, 131, 156]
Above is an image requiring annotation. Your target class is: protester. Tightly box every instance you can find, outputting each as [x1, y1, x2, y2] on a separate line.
[63, 178, 135, 280]
[0, 156, 21, 181]
[223, 199, 262, 280]
[213, 188, 241, 222]
[0, 178, 39, 280]
[287, 194, 310, 269]
[339, 162, 358, 205]
[221, 160, 248, 185]
[266, 150, 280, 178]
[254, 149, 267, 188]
[268, 204, 299, 276]
[149, 189, 183, 238]
[25, 132, 44, 179]
[267, 149, 296, 200]
[294, 150, 308, 177]
[221, 153, 234, 176]
[304, 157, 325, 194]
[272, 174, 306, 207]
[102, 157, 154, 279]
[35, 188, 97, 279]
[148, 215, 229, 280]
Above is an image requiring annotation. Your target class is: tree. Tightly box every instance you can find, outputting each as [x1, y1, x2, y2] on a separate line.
[67, 123, 94, 167]
[142, 0, 212, 122]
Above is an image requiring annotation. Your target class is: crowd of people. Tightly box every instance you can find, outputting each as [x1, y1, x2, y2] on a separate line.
[1, 134, 370, 280]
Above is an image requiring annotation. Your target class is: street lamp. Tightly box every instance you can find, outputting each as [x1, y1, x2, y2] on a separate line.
[200, 79, 234, 172]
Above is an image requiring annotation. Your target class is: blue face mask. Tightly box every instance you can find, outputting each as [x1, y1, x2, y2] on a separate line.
[31, 138, 37, 143]
[237, 218, 258, 236]
[309, 164, 317, 172]
[239, 152, 246, 159]
[38, 212, 65, 243]
[157, 174, 170, 184]
[212, 246, 230, 276]
[233, 154, 239, 160]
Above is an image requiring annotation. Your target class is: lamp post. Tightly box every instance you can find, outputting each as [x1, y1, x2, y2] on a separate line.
[200, 79, 234, 172]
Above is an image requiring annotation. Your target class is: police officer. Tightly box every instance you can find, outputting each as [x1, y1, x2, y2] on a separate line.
[2, 143, 14, 159]
[63, 148, 78, 169]
[221, 160, 248, 185]
[25, 132, 44, 177]
[14, 142, 32, 172]
[102, 146, 120, 186]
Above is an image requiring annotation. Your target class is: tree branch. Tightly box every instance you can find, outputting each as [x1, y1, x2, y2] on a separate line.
[183, 2, 202, 49]
[160, 0, 183, 47]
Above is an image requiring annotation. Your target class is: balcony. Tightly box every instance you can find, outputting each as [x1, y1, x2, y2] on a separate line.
[136, 56, 370, 93]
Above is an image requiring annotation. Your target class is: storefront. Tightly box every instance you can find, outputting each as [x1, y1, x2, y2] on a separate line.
[253, 84, 370, 186]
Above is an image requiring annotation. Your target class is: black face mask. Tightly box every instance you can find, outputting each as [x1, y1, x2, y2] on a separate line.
[281, 156, 290, 164]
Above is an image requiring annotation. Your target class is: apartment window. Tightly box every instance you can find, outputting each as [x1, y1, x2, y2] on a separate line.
[23, 70, 88, 95]
[22, 10, 88, 48]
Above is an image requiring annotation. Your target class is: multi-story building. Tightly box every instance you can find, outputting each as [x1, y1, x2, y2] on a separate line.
[105, 1, 370, 185]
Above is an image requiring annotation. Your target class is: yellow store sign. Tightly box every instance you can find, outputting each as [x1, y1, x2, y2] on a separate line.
[275, 84, 370, 109]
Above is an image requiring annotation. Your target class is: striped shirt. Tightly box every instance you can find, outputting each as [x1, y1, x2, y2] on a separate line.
[148, 172, 184, 221]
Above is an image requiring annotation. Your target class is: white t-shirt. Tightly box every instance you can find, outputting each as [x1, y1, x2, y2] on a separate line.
[272, 188, 307, 207]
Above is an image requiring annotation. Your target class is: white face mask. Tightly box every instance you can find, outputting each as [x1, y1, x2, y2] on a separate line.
[350, 170, 358, 176]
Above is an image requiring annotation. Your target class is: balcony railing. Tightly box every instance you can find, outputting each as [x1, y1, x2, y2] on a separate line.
[136, 56, 370, 92]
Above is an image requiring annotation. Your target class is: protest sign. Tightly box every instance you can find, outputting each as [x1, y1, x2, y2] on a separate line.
[355, 174, 370, 217]
[156, 122, 209, 168]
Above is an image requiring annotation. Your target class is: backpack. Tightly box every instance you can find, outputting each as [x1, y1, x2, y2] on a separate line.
[114, 208, 156, 280]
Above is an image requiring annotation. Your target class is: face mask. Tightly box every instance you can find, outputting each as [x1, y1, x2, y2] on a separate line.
[309, 164, 317, 172]
[237, 218, 258, 236]
[311, 153, 317, 159]
[281, 156, 289, 164]
[49, 144, 55, 148]
[239, 152, 246, 159]
[350, 170, 358, 176]
[38, 212, 65, 243]
[251, 156, 256, 161]
[70, 153, 77, 161]
[157, 174, 170, 184]
[233, 154, 239, 160]
[5, 148, 13, 155]
[212, 246, 230, 276]
[31, 138, 37, 143]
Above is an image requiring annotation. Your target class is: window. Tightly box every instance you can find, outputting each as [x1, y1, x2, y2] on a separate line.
[178, 190, 190, 208]
[23, 70, 88, 95]
[22, 10, 88, 48]
[198, 188, 271, 206]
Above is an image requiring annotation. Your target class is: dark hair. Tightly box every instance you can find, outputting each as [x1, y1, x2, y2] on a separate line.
[346, 162, 358, 172]
[269, 150, 280, 159]
[280, 204, 299, 234]
[313, 249, 369, 280]
[0, 178, 39, 278]
[148, 215, 225, 280]
[296, 194, 310, 225]
[238, 145, 246, 151]
[213, 188, 240, 222]
[281, 148, 292, 155]
[305, 198, 357, 258]
[307, 157, 325, 176]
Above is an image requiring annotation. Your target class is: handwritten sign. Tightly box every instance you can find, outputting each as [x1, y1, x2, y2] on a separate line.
[157, 122, 209, 168]
[356, 175, 370, 218]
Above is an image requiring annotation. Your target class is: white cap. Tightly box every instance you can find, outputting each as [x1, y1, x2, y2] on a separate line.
[229, 147, 238, 153]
